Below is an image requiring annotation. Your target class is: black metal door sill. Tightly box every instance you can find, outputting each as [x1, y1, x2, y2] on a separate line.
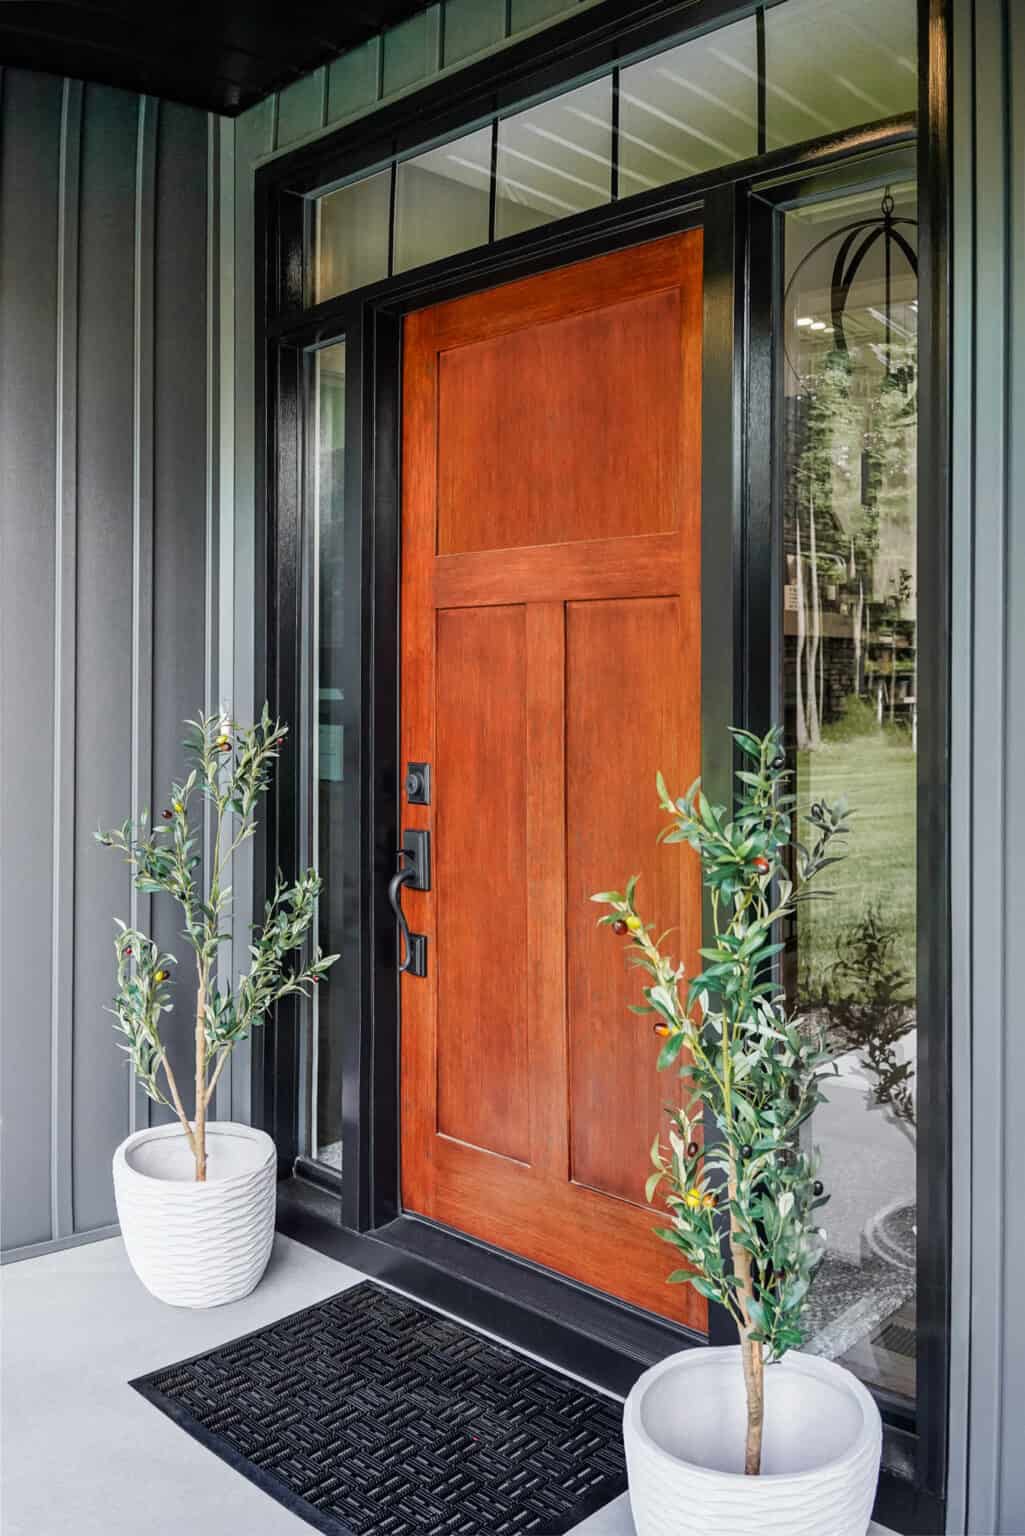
[275, 1174, 702, 1398]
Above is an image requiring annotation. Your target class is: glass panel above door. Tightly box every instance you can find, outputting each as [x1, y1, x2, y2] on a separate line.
[780, 182, 919, 1404]
[315, 168, 392, 305]
[764, 0, 917, 149]
[618, 16, 758, 190]
[394, 125, 493, 273]
[495, 78, 612, 239]
[308, 0, 918, 305]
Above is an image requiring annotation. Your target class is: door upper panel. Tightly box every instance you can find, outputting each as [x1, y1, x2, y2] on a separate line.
[436, 286, 684, 553]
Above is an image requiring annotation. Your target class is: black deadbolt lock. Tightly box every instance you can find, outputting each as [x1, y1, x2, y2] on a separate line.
[405, 761, 431, 804]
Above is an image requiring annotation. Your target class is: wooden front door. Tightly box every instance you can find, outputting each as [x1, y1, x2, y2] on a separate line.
[399, 231, 704, 1330]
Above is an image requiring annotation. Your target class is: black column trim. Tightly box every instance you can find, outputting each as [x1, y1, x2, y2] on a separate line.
[701, 179, 748, 1348]
[913, 0, 953, 1510]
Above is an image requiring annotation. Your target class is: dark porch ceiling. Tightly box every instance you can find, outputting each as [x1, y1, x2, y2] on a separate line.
[0, 1, 431, 116]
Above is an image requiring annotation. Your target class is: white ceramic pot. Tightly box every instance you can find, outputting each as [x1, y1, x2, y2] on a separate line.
[113, 1121, 276, 1308]
[624, 1346, 882, 1536]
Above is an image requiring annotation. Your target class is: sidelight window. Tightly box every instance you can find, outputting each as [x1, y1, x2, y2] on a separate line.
[779, 181, 919, 1406]
[307, 339, 348, 1169]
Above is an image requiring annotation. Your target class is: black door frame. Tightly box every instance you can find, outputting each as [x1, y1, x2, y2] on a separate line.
[255, 2, 951, 1528]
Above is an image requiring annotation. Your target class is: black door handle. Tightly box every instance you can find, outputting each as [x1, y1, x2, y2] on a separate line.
[387, 854, 416, 972]
[388, 840, 428, 977]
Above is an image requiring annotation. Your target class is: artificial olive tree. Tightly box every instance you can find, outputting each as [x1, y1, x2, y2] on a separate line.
[97, 708, 337, 1182]
[594, 725, 850, 1475]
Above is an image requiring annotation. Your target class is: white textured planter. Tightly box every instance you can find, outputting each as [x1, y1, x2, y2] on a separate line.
[113, 1121, 276, 1309]
[624, 1346, 881, 1536]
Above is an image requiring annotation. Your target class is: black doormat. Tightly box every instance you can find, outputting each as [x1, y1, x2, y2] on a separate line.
[131, 1280, 627, 1535]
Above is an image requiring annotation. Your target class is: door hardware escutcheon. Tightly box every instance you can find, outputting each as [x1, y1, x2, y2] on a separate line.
[405, 761, 431, 805]
[400, 828, 430, 890]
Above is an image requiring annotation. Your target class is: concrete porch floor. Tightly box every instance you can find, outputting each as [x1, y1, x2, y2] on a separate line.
[1, 1233, 895, 1535]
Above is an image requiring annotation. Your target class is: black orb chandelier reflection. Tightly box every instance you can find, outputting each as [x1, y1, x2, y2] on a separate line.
[783, 186, 918, 383]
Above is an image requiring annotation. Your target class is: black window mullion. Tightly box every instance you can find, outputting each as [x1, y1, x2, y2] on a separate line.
[611, 66, 620, 200]
[756, 6, 767, 157]
[387, 159, 397, 278]
[488, 117, 499, 244]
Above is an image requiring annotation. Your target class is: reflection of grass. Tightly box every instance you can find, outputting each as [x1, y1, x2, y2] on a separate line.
[796, 736, 916, 1002]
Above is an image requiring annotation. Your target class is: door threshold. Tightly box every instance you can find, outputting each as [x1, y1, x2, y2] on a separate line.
[276, 1174, 703, 1397]
[277, 1177, 932, 1532]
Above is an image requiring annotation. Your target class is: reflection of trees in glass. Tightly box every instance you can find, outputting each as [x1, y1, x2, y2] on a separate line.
[782, 199, 919, 1399]
[788, 337, 917, 754]
[824, 902, 916, 1139]
[785, 226, 919, 1054]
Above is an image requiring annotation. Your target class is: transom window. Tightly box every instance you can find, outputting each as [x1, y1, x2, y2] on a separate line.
[311, 0, 916, 305]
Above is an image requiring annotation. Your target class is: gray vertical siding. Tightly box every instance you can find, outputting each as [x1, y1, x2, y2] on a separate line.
[151, 101, 211, 1122]
[0, 70, 211, 1258]
[0, 69, 62, 1253]
[224, 95, 277, 1127]
[949, 1, 1024, 1532]
[1001, 6, 1025, 1528]
[72, 83, 138, 1231]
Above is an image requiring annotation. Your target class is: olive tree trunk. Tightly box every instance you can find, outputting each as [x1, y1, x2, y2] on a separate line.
[729, 1163, 765, 1475]
[193, 967, 207, 1182]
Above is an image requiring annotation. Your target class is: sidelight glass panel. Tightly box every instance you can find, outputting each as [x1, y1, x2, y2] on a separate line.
[765, 0, 917, 150]
[394, 126, 493, 273]
[780, 183, 919, 1402]
[310, 340, 348, 1169]
[619, 17, 758, 192]
[314, 169, 392, 304]
[495, 78, 612, 240]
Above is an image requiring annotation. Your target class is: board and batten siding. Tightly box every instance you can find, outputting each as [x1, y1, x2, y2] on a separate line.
[0, 69, 217, 1258]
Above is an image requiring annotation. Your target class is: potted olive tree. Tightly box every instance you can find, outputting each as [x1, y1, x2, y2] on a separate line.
[97, 708, 336, 1308]
[594, 726, 881, 1536]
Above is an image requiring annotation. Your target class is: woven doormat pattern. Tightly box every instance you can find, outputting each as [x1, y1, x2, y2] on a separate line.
[132, 1280, 626, 1535]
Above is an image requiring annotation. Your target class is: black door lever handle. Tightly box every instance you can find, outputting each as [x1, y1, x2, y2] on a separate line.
[388, 842, 428, 977]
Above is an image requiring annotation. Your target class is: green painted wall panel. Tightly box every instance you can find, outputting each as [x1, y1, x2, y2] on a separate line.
[276, 68, 325, 147]
[510, 0, 579, 33]
[328, 40, 381, 123]
[443, 0, 506, 66]
[382, 6, 442, 98]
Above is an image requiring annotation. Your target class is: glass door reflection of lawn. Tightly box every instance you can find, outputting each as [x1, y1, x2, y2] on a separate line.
[797, 735, 917, 1402]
